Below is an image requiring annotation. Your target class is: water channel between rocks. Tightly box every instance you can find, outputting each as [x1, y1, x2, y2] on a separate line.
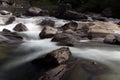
[0, 16, 120, 80]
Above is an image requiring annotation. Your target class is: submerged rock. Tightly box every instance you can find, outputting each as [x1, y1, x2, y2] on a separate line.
[40, 26, 58, 39]
[13, 23, 28, 31]
[32, 47, 71, 68]
[39, 64, 67, 80]
[0, 32, 23, 42]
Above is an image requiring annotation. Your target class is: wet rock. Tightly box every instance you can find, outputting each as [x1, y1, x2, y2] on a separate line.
[5, 16, 15, 25]
[60, 21, 78, 31]
[104, 34, 120, 44]
[0, 10, 12, 15]
[0, 31, 23, 43]
[2, 28, 11, 32]
[39, 64, 67, 80]
[27, 7, 49, 16]
[40, 19, 55, 27]
[27, 7, 42, 16]
[40, 26, 58, 39]
[52, 33, 79, 46]
[13, 23, 28, 31]
[81, 61, 108, 75]
[32, 47, 71, 68]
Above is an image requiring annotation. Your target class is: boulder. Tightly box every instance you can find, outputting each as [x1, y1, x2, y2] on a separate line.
[88, 21, 120, 39]
[32, 47, 71, 68]
[5, 16, 15, 25]
[40, 19, 55, 27]
[60, 21, 78, 31]
[104, 34, 120, 44]
[40, 26, 58, 39]
[52, 33, 80, 46]
[39, 64, 67, 80]
[27, 7, 49, 16]
[13, 23, 28, 31]
[0, 10, 12, 15]
[2, 28, 11, 32]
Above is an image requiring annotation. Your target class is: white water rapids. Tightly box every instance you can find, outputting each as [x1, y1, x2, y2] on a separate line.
[0, 16, 120, 80]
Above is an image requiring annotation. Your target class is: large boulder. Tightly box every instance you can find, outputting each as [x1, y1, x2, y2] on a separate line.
[40, 19, 55, 27]
[104, 34, 120, 44]
[32, 47, 71, 68]
[52, 33, 80, 46]
[27, 7, 49, 16]
[76, 21, 120, 39]
[13, 23, 28, 31]
[40, 26, 58, 39]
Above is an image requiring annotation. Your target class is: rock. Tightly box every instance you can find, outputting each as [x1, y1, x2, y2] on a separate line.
[104, 34, 120, 44]
[0, 32, 23, 43]
[27, 7, 42, 16]
[27, 7, 49, 16]
[0, 34, 9, 42]
[0, 32, 23, 41]
[81, 61, 108, 75]
[39, 64, 67, 80]
[32, 47, 71, 68]
[40, 26, 58, 39]
[88, 21, 120, 39]
[40, 19, 55, 27]
[60, 21, 78, 31]
[13, 23, 28, 31]
[63, 10, 87, 20]
[5, 16, 15, 25]
[52, 33, 80, 46]
[0, 10, 12, 15]
[2, 28, 11, 32]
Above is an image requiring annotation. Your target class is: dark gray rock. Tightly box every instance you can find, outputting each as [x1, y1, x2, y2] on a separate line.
[40, 19, 55, 27]
[13, 23, 28, 31]
[31, 47, 71, 68]
[5, 16, 15, 25]
[52, 33, 80, 46]
[2, 28, 11, 32]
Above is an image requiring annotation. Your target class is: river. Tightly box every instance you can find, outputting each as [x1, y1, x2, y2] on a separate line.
[0, 16, 120, 80]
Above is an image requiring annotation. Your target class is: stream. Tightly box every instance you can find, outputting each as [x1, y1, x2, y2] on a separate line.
[0, 16, 120, 80]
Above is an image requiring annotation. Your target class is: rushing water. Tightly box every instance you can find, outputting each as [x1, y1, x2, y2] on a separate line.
[0, 16, 120, 80]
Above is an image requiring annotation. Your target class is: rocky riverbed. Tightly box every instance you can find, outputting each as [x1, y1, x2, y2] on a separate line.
[0, 6, 120, 80]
